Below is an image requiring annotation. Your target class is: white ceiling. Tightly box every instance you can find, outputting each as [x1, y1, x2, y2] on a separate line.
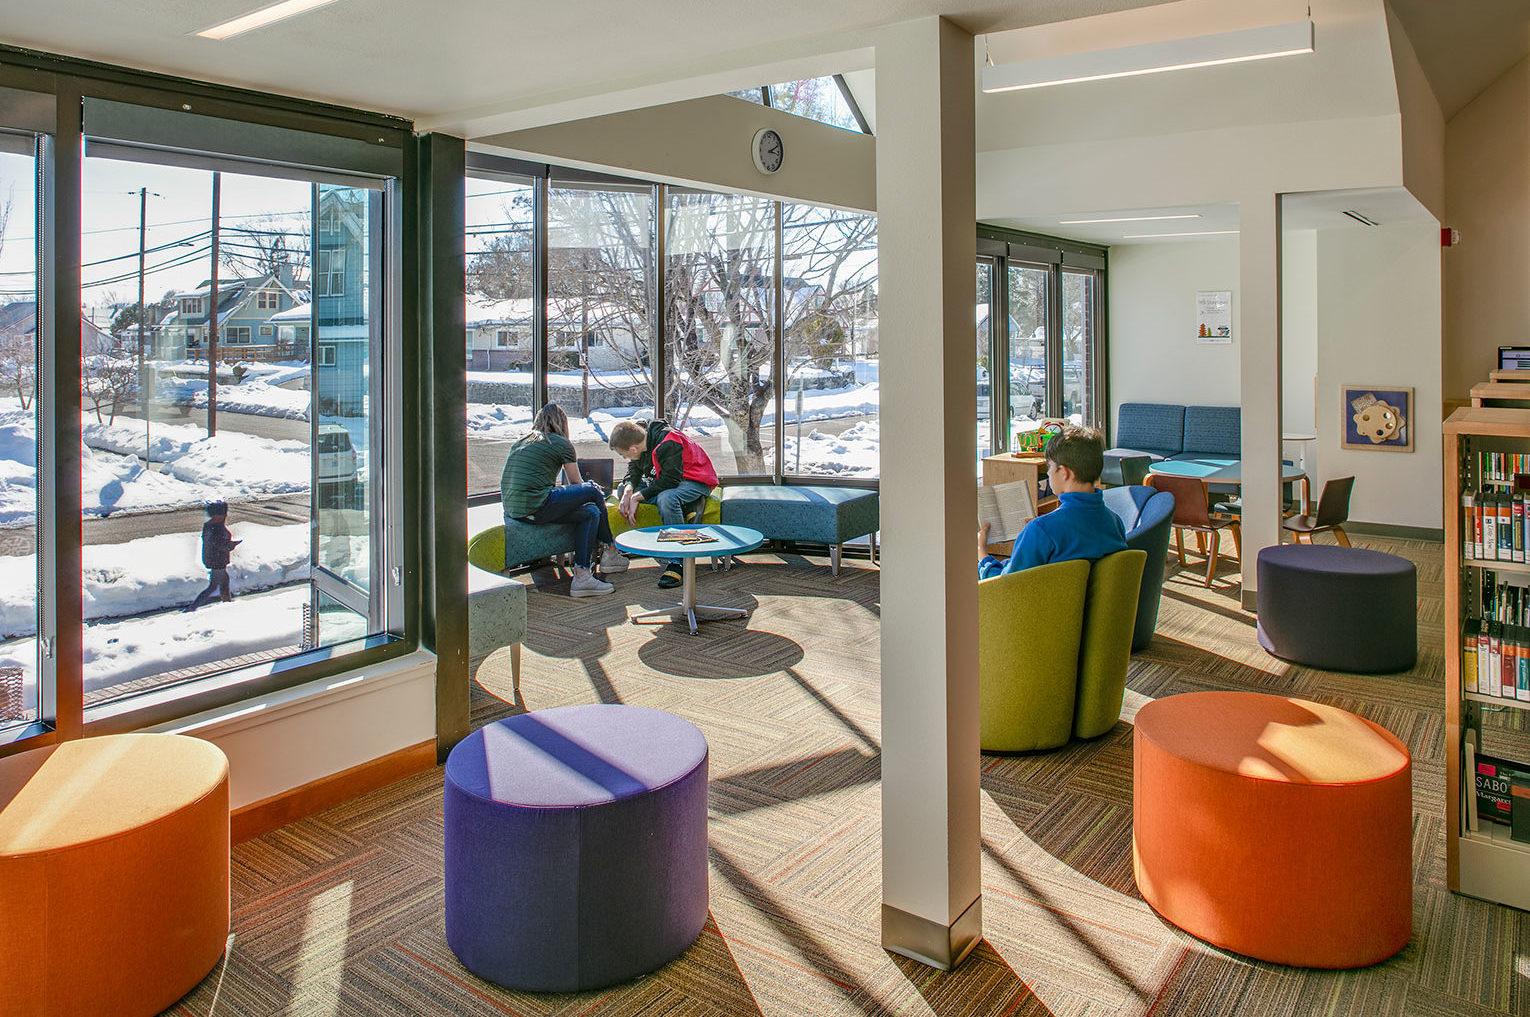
[988, 187, 1437, 245]
[1388, 0, 1530, 118]
[0, 0, 1173, 125]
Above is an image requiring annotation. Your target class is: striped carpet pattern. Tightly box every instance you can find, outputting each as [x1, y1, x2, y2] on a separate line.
[164, 540, 1530, 1016]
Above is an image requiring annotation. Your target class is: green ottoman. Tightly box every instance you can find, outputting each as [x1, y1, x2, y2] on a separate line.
[719, 485, 879, 574]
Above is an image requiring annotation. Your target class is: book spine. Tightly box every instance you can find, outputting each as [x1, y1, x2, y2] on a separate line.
[1465, 620, 1479, 695]
[1476, 490, 1486, 559]
[1501, 495, 1514, 561]
[1490, 623, 1504, 699]
[1519, 628, 1530, 702]
[1480, 622, 1494, 697]
[1485, 493, 1499, 561]
[1516, 494, 1525, 563]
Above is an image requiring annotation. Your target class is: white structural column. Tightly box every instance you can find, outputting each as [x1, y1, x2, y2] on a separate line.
[875, 17, 981, 970]
[1239, 195, 1283, 611]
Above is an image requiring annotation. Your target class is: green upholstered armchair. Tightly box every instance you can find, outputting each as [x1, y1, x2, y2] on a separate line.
[1073, 549, 1147, 740]
[979, 559, 1090, 752]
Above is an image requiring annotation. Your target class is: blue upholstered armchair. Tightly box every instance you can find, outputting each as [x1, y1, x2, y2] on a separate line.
[1103, 485, 1175, 651]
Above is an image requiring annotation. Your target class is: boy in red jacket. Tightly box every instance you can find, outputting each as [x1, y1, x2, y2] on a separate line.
[610, 419, 718, 589]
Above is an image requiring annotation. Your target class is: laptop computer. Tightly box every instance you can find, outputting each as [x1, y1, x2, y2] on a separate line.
[577, 458, 615, 494]
[1499, 346, 1530, 371]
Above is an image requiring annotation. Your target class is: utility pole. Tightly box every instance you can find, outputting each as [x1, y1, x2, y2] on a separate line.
[136, 186, 150, 464]
[208, 173, 220, 437]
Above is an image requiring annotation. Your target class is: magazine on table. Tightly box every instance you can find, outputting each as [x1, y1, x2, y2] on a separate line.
[977, 480, 1036, 545]
[657, 528, 717, 544]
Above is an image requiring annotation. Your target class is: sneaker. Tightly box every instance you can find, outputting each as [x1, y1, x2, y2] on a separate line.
[570, 567, 614, 598]
[656, 563, 684, 589]
[598, 546, 630, 574]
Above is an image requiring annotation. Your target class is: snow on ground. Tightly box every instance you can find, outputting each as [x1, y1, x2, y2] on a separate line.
[80, 586, 308, 692]
[0, 521, 310, 638]
[162, 360, 313, 420]
[777, 420, 880, 478]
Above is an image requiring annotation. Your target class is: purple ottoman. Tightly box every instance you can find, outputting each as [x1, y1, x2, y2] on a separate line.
[444, 705, 709, 991]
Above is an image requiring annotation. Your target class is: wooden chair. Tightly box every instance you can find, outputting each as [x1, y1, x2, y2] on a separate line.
[1283, 476, 1355, 546]
[1148, 473, 1241, 587]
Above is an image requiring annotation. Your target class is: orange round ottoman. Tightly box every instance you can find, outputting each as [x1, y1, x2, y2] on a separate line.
[0, 733, 230, 1017]
[1133, 692, 1411, 968]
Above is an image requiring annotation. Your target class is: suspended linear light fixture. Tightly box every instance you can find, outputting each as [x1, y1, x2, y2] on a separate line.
[982, 20, 1314, 93]
[196, 0, 346, 40]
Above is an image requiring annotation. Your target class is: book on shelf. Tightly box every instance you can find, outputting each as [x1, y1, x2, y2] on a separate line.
[1465, 730, 1480, 832]
[656, 528, 716, 544]
[1462, 486, 1530, 563]
[1466, 573, 1530, 702]
[977, 480, 1037, 545]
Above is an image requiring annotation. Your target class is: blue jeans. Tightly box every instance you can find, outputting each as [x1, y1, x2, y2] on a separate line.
[653, 479, 713, 566]
[524, 484, 612, 569]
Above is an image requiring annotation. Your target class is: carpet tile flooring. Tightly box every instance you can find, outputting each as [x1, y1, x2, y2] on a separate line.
[158, 538, 1530, 1016]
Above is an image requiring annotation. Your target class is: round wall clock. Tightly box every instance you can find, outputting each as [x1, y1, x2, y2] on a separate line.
[751, 128, 784, 174]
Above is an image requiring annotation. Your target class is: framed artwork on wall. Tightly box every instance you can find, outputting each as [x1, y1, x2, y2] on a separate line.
[1341, 385, 1413, 452]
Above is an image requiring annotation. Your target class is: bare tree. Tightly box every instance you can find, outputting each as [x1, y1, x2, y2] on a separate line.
[82, 353, 137, 424]
[220, 216, 310, 286]
[0, 326, 34, 410]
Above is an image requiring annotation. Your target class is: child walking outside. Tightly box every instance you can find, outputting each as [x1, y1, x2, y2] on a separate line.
[185, 500, 241, 612]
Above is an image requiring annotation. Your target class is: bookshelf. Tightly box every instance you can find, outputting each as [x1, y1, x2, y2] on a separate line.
[1445, 406, 1530, 910]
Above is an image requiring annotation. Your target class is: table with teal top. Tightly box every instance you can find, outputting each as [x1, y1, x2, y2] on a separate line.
[614, 524, 765, 635]
[1148, 457, 1310, 513]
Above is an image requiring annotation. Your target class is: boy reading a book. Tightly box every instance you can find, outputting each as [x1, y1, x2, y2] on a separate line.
[978, 425, 1125, 578]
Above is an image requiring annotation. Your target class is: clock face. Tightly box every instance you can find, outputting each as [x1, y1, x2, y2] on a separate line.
[752, 128, 784, 174]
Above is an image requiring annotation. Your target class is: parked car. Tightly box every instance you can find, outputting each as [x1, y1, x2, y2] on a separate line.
[317, 424, 357, 485]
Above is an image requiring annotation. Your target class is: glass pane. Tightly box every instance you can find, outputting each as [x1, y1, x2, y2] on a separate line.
[976, 262, 993, 474]
[465, 176, 535, 495]
[726, 88, 765, 104]
[664, 190, 775, 478]
[315, 184, 374, 598]
[0, 136, 40, 731]
[767, 78, 862, 133]
[548, 183, 656, 474]
[1062, 270, 1095, 425]
[780, 204, 877, 479]
[77, 144, 385, 710]
[1007, 264, 1048, 438]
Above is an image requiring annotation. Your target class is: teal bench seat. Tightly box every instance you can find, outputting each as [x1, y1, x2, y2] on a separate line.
[719, 485, 879, 575]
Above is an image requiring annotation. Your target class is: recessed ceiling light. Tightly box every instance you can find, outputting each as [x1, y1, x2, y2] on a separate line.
[196, 0, 344, 40]
[1059, 214, 1202, 225]
[1122, 229, 1240, 239]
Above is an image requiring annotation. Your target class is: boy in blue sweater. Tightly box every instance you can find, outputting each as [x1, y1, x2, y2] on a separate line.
[979, 425, 1126, 578]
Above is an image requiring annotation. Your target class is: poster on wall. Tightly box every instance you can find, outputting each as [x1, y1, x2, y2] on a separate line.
[1195, 291, 1232, 343]
[1341, 385, 1413, 452]
[1193, 289, 1230, 345]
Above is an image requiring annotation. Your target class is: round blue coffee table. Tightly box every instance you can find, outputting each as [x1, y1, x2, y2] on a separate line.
[614, 524, 764, 635]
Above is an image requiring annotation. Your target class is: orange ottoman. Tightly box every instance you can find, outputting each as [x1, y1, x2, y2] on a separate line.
[1133, 692, 1411, 968]
[0, 733, 230, 1017]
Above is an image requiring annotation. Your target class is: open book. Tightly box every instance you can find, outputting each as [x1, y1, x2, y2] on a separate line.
[977, 480, 1037, 545]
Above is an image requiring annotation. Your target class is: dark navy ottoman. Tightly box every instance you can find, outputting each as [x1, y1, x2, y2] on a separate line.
[719, 484, 879, 574]
[444, 705, 709, 991]
[1256, 544, 1417, 673]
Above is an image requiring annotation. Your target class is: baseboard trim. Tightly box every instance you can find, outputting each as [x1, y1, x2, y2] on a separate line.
[1242, 589, 1258, 612]
[882, 896, 982, 971]
[1346, 521, 1444, 543]
[231, 740, 437, 843]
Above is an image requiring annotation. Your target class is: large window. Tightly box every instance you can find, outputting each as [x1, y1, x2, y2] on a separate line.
[976, 230, 1106, 456]
[465, 174, 535, 493]
[780, 203, 877, 479]
[665, 189, 774, 478]
[465, 162, 881, 498]
[0, 131, 40, 733]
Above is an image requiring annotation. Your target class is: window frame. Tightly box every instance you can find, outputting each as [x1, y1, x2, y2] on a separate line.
[975, 226, 1109, 453]
[0, 45, 425, 756]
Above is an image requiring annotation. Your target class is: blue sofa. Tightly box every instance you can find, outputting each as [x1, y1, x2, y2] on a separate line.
[1107, 403, 1241, 462]
[1103, 486, 1175, 651]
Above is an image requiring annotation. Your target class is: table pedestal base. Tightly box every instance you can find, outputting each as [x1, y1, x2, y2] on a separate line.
[630, 557, 748, 635]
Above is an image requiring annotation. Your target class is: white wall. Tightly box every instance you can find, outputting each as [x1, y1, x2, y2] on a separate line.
[1283, 229, 1320, 480]
[1316, 223, 1442, 529]
[480, 94, 876, 213]
[1443, 54, 1530, 400]
[1107, 238, 1241, 421]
